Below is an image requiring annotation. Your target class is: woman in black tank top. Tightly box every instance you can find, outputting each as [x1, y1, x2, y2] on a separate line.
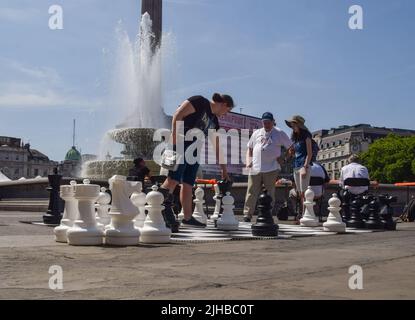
[159, 93, 235, 229]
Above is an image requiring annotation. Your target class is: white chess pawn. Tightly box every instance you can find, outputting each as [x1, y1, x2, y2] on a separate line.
[193, 187, 207, 225]
[105, 176, 141, 246]
[140, 185, 171, 244]
[300, 187, 319, 227]
[131, 185, 147, 229]
[95, 187, 111, 230]
[54, 181, 78, 243]
[67, 179, 103, 246]
[217, 192, 239, 231]
[323, 194, 346, 233]
[210, 183, 221, 221]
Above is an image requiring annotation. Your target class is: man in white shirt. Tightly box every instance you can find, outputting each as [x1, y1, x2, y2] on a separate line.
[243, 112, 292, 222]
[340, 154, 370, 195]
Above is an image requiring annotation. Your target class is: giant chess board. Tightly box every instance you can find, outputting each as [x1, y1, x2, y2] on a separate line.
[171, 220, 381, 243]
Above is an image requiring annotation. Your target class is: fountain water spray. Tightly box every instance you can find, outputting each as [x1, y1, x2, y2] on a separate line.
[82, 12, 171, 179]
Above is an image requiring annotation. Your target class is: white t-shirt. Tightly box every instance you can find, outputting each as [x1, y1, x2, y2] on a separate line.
[310, 163, 327, 197]
[340, 162, 370, 195]
[248, 127, 292, 173]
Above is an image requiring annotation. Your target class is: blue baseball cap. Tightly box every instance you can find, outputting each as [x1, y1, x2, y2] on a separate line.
[262, 112, 274, 121]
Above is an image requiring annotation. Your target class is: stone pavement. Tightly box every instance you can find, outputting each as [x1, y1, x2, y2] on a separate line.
[0, 211, 414, 300]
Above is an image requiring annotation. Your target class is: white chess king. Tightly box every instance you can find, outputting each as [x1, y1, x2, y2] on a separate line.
[300, 187, 319, 227]
[323, 193, 346, 233]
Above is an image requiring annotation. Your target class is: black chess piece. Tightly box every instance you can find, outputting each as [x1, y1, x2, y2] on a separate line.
[214, 179, 233, 227]
[378, 195, 397, 231]
[346, 196, 365, 229]
[43, 167, 63, 225]
[252, 189, 279, 237]
[364, 197, 384, 230]
[340, 189, 352, 222]
[158, 187, 180, 233]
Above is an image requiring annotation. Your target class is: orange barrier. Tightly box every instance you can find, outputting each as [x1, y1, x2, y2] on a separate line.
[196, 179, 217, 185]
[395, 182, 415, 187]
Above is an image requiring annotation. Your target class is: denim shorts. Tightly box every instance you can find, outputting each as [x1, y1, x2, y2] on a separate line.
[168, 162, 200, 186]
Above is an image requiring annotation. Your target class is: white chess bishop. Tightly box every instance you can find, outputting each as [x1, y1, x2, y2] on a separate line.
[131, 185, 147, 229]
[193, 187, 207, 225]
[54, 181, 78, 243]
[140, 185, 171, 244]
[95, 187, 111, 230]
[210, 183, 221, 222]
[217, 192, 239, 231]
[300, 187, 319, 227]
[105, 175, 141, 246]
[323, 194, 346, 233]
[67, 179, 104, 246]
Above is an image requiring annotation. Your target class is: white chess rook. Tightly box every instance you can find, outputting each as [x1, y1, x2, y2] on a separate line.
[54, 181, 78, 243]
[193, 187, 207, 224]
[300, 187, 319, 227]
[96, 187, 111, 230]
[105, 175, 141, 246]
[140, 185, 171, 244]
[67, 179, 104, 246]
[131, 185, 147, 229]
[210, 183, 221, 221]
[217, 192, 239, 231]
[324, 194, 346, 233]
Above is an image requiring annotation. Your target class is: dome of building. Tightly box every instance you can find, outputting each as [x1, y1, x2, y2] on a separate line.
[65, 146, 82, 162]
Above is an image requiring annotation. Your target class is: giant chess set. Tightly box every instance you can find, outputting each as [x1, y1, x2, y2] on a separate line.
[51, 175, 397, 246]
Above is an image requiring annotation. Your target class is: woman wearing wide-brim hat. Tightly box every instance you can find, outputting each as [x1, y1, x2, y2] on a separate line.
[285, 115, 313, 222]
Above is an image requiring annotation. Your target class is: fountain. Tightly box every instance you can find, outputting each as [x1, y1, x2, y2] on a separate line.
[83, 4, 170, 180]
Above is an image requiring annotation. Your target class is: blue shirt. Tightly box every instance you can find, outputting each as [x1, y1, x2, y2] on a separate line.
[293, 132, 312, 169]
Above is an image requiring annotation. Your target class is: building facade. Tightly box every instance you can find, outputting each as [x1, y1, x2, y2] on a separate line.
[313, 124, 415, 180]
[0, 136, 58, 180]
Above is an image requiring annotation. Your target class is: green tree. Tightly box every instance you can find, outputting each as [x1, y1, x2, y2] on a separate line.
[360, 134, 415, 184]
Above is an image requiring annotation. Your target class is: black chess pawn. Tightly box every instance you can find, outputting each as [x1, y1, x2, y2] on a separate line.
[340, 189, 352, 222]
[43, 167, 63, 225]
[158, 187, 180, 233]
[252, 189, 279, 237]
[364, 197, 384, 230]
[360, 195, 373, 221]
[346, 196, 365, 229]
[378, 195, 397, 231]
[214, 179, 233, 227]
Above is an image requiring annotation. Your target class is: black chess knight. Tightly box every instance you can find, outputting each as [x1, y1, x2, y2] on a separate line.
[378, 195, 397, 231]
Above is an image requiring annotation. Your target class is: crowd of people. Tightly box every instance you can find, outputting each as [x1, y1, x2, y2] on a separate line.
[128, 93, 371, 228]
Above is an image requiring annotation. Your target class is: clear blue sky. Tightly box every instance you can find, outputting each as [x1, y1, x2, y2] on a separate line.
[0, 0, 414, 161]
